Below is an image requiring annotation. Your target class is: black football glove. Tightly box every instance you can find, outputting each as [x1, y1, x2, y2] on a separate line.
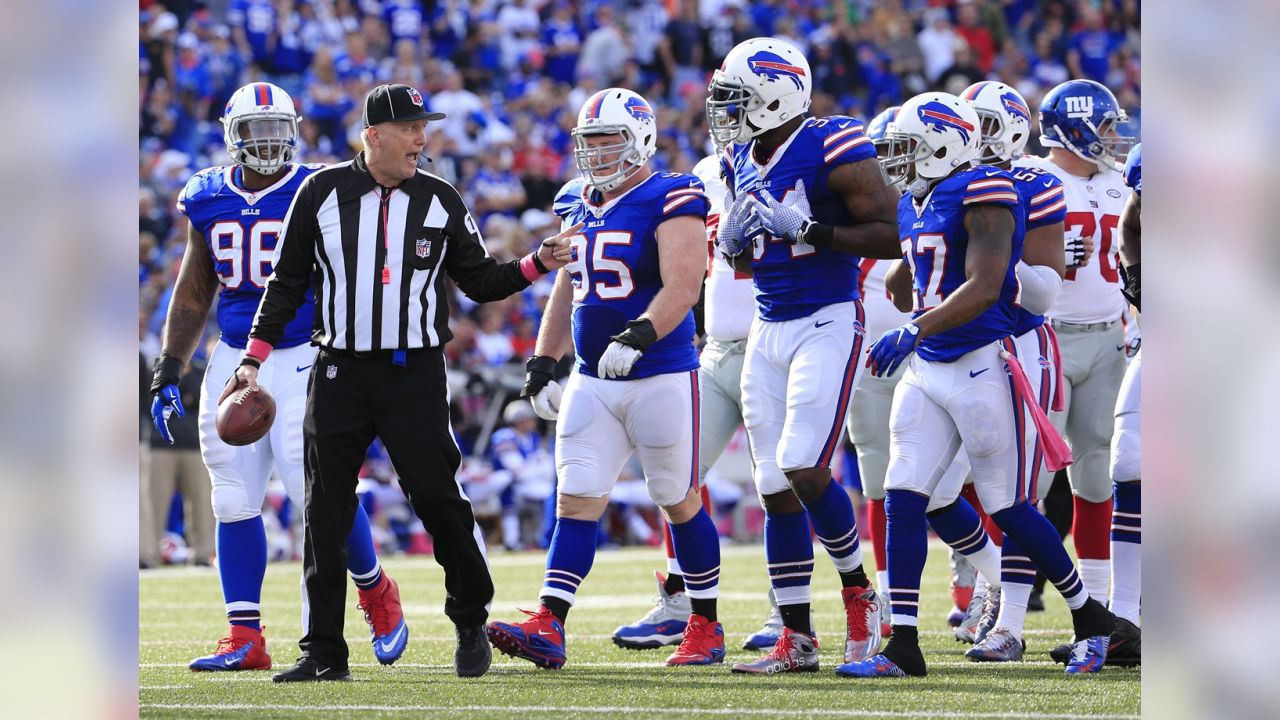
[522, 355, 558, 398]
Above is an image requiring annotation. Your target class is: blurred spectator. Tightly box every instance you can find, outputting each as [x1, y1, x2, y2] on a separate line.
[303, 44, 355, 151]
[937, 40, 985, 96]
[542, 2, 583, 86]
[578, 4, 629, 86]
[1067, 3, 1122, 82]
[954, 1, 996, 74]
[486, 401, 556, 550]
[917, 9, 956, 82]
[226, 0, 278, 70]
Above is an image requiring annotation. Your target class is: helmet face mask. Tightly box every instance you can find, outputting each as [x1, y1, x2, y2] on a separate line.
[572, 128, 642, 192]
[572, 88, 658, 193]
[705, 78, 767, 147]
[222, 83, 299, 175]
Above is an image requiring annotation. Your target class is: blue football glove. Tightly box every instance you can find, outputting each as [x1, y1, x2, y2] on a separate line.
[717, 191, 763, 257]
[748, 179, 813, 243]
[866, 322, 921, 377]
[151, 385, 185, 445]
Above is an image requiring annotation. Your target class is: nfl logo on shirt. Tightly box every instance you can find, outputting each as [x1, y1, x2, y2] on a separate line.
[326, 365, 337, 379]
[416, 237, 431, 258]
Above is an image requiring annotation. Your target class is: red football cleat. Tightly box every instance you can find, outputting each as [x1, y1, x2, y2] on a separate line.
[357, 575, 409, 665]
[188, 625, 272, 671]
[665, 613, 725, 666]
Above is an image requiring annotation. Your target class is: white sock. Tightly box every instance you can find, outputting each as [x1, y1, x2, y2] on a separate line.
[1079, 558, 1111, 602]
[974, 573, 989, 596]
[501, 512, 520, 549]
[875, 570, 888, 594]
[1109, 542, 1141, 625]
[996, 583, 1031, 637]
[966, 542, 1003, 591]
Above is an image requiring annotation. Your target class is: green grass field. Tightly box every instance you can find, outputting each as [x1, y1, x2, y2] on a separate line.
[140, 541, 1139, 719]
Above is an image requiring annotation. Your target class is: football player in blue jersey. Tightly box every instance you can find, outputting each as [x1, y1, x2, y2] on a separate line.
[834, 92, 1115, 679]
[149, 82, 408, 671]
[488, 400, 555, 551]
[486, 88, 726, 669]
[704, 37, 902, 674]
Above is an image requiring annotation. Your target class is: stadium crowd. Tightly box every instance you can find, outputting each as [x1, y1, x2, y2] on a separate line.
[139, 0, 1141, 562]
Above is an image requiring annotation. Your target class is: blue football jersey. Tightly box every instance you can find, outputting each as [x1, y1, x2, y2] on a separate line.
[176, 163, 322, 349]
[721, 116, 877, 321]
[552, 172, 707, 380]
[490, 427, 544, 470]
[899, 166, 1025, 362]
[1010, 165, 1067, 336]
[1124, 143, 1141, 196]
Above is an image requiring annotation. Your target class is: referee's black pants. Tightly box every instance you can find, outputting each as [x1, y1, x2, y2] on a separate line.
[298, 346, 493, 666]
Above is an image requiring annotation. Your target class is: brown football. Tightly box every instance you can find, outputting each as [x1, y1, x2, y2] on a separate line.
[216, 385, 276, 446]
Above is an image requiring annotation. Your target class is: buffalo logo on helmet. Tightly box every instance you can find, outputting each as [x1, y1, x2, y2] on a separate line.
[917, 101, 975, 146]
[746, 51, 806, 91]
[623, 96, 655, 123]
[407, 87, 424, 107]
[1000, 92, 1030, 123]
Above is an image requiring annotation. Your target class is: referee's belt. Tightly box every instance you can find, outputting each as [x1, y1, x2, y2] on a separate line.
[321, 346, 437, 366]
[1049, 319, 1119, 333]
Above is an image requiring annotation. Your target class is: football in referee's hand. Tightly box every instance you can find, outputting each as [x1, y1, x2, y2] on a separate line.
[216, 385, 276, 446]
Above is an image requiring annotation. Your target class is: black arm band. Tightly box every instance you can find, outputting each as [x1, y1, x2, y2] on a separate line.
[610, 318, 658, 352]
[531, 251, 550, 274]
[150, 354, 184, 394]
[239, 357, 262, 370]
[801, 221, 835, 248]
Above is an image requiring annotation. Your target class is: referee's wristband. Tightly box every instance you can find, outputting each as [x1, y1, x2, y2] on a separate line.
[242, 338, 273, 367]
[518, 252, 548, 282]
[798, 221, 834, 248]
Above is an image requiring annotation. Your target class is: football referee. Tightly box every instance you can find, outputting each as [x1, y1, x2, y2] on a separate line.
[222, 84, 579, 682]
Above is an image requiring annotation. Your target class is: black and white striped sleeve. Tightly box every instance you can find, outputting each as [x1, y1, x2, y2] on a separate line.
[250, 175, 318, 348]
[440, 184, 532, 302]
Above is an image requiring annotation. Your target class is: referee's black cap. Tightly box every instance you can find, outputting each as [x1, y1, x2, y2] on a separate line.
[362, 84, 446, 127]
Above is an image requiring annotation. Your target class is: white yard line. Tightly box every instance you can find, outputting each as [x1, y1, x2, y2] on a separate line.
[141, 660, 1063, 670]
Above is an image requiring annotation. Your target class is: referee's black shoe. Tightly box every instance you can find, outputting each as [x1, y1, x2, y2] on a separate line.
[455, 625, 492, 677]
[272, 656, 352, 682]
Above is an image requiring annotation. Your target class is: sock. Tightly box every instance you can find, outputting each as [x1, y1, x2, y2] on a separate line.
[995, 533, 1035, 637]
[347, 503, 383, 591]
[882, 624, 927, 676]
[884, 489, 929, 628]
[927, 498, 1001, 590]
[662, 518, 682, 576]
[803, 479, 865, 576]
[539, 517, 599, 622]
[875, 570, 888, 597]
[1073, 496, 1112, 600]
[1109, 481, 1141, 625]
[501, 511, 521, 549]
[764, 509, 815, 631]
[669, 507, 720, 622]
[664, 573, 686, 595]
[218, 517, 267, 631]
[867, 498, 887, 575]
[992, 501, 1088, 610]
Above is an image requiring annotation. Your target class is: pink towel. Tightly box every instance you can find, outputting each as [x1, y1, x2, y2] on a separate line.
[1046, 325, 1066, 413]
[1002, 346, 1073, 471]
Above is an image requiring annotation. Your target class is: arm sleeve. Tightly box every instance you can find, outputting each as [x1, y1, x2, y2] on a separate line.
[660, 179, 710, 223]
[821, 117, 876, 178]
[441, 183, 532, 302]
[1015, 260, 1063, 315]
[1025, 176, 1067, 229]
[249, 177, 318, 347]
[962, 174, 1020, 208]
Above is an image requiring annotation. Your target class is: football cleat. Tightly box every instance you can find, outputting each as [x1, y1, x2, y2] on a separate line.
[1049, 640, 1074, 665]
[949, 549, 976, 624]
[731, 627, 819, 674]
[357, 575, 408, 665]
[1065, 634, 1109, 674]
[486, 606, 567, 669]
[189, 625, 271, 671]
[954, 588, 985, 643]
[742, 589, 784, 650]
[965, 626, 1025, 662]
[1106, 617, 1141, 667]
[946, 605, 967, 627]
[612, 572, 690, 649]
[842, 585, 882, 662]
[271, 655, 350, 682]
[974, 587, 1001, 645]
[834, 653, 908, 678]
[665, 613, 725, 666]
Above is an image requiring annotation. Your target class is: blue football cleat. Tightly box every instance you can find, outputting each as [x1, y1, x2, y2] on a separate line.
[189, 625, 271, 671]
[357, 576, 408, 665]
[612, 572, 690, 649]
[834, 653, 908, 678]
[1065, 634, 1109, 674]
[487, 606, 567, 669]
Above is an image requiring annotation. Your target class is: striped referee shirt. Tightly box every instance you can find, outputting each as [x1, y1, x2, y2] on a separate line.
[250, 152, 540, 352]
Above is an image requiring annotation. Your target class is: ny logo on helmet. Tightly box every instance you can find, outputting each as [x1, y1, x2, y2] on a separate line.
[918, 101, 974, 145]
[624, 96, 655, 123]
[747, 51, 806, 91]
[1064, 95, 1094, 118]
[407, 87, 424, 107]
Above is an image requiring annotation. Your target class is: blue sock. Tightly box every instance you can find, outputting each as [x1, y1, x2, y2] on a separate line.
[1111, 482, 1141, 544]
[992, 501, 1088, 610]
[347, 503, 383, 591]
[1000, 533, 1036, 587]
[927, 498, 990, 555]
[217, 517, 267, 630]
[669, 508, 720, 620]
[539, 517, 599, 618]
[885, 489, 929, 629]
[764, 509, 815, 634]
[803, 479, 865, 576]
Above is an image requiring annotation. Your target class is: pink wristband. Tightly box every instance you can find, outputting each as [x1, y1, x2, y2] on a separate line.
[518, 253, 542, 282]
[245, 338, 274, 363]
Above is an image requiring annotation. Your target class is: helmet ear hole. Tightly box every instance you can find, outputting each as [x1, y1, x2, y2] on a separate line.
[933, 146, 948, 160]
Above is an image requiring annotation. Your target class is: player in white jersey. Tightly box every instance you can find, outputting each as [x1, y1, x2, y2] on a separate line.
[1015, 79, 1135, 604]
[148, 83, 405, 671]
[611, 155, 793, 652]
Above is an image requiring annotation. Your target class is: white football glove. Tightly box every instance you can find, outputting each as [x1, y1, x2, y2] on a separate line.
[531, 380, 563, 421]
[1064, 230, 1092, 268]
[748, 179, 813, 243]
[717, 191, 763, 257]
[598, 341, 643, 379]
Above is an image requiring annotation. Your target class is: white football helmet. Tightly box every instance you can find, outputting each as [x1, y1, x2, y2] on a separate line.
[221, 82, 300, 175]
[571, 88, 658, 192]
[706, 37, 812, 147]
[881, 92, 981, 198]
[961, 81, 1032, 163]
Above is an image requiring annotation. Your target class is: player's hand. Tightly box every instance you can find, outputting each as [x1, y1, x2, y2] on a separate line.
[535, 222, 585, 271]
[218, 363, 260, 405]
[149, 354, 185, 445]
[1064, 230, 1093, 268]
[531, 381, 563, 421]
[598, 341, 643, 379]
[748, 179, 813, 243]
[717, 191, 763, 257]
[866, 322, 921, 377]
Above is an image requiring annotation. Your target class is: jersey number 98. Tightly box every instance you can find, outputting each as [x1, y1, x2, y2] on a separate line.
[208, 220, 284, 290]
